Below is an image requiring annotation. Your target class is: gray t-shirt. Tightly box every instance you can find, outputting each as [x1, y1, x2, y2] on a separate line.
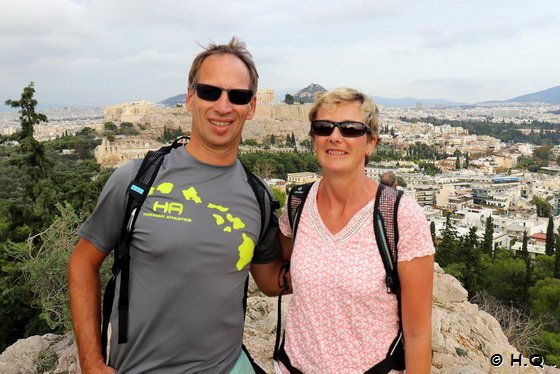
[79, 146, 280, 373]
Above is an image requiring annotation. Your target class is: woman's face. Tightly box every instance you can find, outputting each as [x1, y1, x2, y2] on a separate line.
[312, 100, 378, 174]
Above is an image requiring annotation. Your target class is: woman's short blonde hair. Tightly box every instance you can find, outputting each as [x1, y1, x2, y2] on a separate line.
[308, 87, 379, 141]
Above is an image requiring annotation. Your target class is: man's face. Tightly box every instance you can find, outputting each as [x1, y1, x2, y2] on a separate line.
[186, 53, 256, 162]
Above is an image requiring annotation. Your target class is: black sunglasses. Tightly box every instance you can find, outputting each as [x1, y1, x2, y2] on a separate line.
[193, 83, 254, 105]
[311, 120, 371, 138]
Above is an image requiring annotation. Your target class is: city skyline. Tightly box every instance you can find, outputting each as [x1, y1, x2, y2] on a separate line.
[1, 0, 559, 109]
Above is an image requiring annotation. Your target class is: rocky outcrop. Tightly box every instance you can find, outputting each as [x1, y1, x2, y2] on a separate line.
[2, 266, 558, 373]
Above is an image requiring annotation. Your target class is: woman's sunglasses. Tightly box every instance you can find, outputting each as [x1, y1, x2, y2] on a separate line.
[311, 120, 371, 138]
[193, 83, 254, 105]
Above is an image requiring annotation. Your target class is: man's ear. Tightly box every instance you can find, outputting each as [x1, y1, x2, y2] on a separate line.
[186, 88, 194, 111]
[246, 95, 257, 120]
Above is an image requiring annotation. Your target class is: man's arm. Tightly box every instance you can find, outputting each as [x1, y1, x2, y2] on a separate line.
[67, 238, 116, 374]
[250, 258, 291, 297]
[279, 232, 293, 261]
[398, 254, 434, 374]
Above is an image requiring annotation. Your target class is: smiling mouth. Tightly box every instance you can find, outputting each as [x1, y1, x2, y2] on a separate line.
[209, 119, 232, 127]
[327, 150, 347, 155]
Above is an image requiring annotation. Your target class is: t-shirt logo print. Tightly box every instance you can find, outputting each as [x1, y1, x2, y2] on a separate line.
[145, 182, 255, 271]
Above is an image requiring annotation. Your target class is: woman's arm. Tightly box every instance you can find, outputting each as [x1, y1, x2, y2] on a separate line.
[398, 254, 434, 374]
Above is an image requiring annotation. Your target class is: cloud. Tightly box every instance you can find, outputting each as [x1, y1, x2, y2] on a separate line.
[419, 13, 558, 49]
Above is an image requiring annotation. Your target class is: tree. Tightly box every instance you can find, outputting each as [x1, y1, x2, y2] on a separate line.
[436, 214, 459, 267]
[5, 82, 47, 139]
[465, 152, 470, 168]
[529, 278, 560, 330]
[546, 216, 555, 256]
[430, 221, 436, 245]
[5, 82, 50, 179]
[453, 149, 462, 170]
[482, 216, 494, 256]
[555, 225, 560, 279]
[284, 93, 294, 105]
[530, 196, 553, 218]
[460, 226, 483, 294]
[520, 230, 533, 304]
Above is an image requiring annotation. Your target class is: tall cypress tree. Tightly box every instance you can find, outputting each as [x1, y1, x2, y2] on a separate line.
[436, 214, 459, 267]
[430, 221, 437, 246]
[482, 216, 494, 256]
[461, 226, 482, 294]
[545, 216, 555, 256]
[520, 230, 532, 303]
[555, 226, 560, 279]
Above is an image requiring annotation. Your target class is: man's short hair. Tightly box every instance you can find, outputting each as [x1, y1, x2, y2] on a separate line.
[308, 87, 379, 141]
[380, 171, 397, 188]
[188, 36, 259, 93]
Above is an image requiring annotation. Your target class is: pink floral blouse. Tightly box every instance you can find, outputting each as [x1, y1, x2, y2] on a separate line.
[277, 181, 435, 374]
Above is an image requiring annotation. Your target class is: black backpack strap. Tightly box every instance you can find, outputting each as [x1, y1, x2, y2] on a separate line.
[373, 184, 403, 294]
[370, 184, 405, 373]
[241, 163, 280, 246]
[276, 336, 304, 374]
[364, 331, 405, 374]
[101, 136, 189, 360]
[287, 182, 314, 241]
[272, 183, 313, 366]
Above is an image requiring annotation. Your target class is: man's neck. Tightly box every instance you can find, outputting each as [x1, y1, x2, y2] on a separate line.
[184, 142, 238, 166]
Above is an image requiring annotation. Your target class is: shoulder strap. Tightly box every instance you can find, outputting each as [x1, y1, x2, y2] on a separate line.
[371, 184, 405, 373]
[101, 136, 189, 359]
[287, 182, 314, 240]
[241, 163, 280, 245]
[373, 184, 403, 294]
[273, 182, 313, 363]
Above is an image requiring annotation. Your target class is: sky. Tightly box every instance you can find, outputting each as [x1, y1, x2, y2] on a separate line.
[1, 0, 559, 109]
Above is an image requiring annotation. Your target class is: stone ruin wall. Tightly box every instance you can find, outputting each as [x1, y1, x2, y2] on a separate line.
[96, 101, 313, 167]
[104, 101, 187, 124]
[94, 137, 165, 168]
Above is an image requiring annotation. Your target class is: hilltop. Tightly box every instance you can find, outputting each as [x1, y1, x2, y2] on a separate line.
[506, 85, 560, 104]
[158, 84, 560, 109]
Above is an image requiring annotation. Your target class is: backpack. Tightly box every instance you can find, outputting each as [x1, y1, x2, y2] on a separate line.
[274, 182, 405, 374]
[100, 136, 277, 374]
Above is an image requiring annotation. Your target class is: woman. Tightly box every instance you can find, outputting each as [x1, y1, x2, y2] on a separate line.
[276, 88, 434, 373]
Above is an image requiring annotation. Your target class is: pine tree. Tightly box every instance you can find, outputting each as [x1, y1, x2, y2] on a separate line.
[482, 216, 494, 256]
[555, 226, 560, 279]
[5, 82, 47, 140]
[430, 221, 437, 246]
[5, 82, 49, 179]
[436, 214, 459, 267]
[520, 230, 533, 302]
[461, 226, 482, 294]
[545, 216, 555, 256]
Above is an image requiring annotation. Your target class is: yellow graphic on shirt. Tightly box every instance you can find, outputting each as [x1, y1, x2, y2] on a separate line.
[144, 184, 254, 270]
[208, 203, 228, 212]
[182, 187, 202, 204]
[236, 233, 255, 271]
[213, 214, 225, 225]
[148, 182, 174, 196]
[227, 214, 246, 230]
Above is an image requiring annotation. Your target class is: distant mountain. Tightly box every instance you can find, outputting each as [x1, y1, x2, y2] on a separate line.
[505, 85, 560, 104]
[160, 94, 186, 107]
[371, 96, 465, 108]
[293, 83, 327, 103]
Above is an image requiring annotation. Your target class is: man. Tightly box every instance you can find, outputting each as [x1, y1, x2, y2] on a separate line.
[68, 37, 286, 373]
[380, 171, 397, 188]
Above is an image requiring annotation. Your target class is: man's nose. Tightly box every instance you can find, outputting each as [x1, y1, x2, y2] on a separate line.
[213, 91, 233, 113]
